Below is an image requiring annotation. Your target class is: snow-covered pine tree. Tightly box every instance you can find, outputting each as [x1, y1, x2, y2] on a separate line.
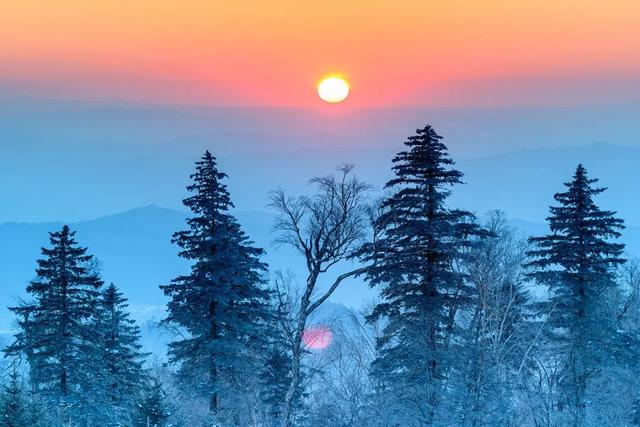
[87, 283, 147, 425]
[5, 225, 103, 420]
[361, 125, 484, 425]
[526, 164, 625, 426]
[133, 378, 170, 427]
[0, 368, 48, 427]
[633, 397, 640, 426]
[161, 151, 271, 421]
[0, 368, 29, 426]
[258, 288, 304, 426]
[260, 345, 291, 424]
[27, 393, 49, 427]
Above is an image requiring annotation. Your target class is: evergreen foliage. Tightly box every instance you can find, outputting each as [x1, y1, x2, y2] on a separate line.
[0, 368, 30, 426]
[258, 297, 307, 426]
[259, 330, 293, 424]
[88, 283, 147, 424]
[527, 164, 626, 426]
[160, 151, 271, 419]
[2, 130, 640, 426]
[361, 125, 484, 424]
[133, 378, 170, 427]
[5, 225, 103, 418]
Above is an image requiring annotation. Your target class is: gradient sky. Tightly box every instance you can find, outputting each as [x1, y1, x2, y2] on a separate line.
[1, 0, 639, 107]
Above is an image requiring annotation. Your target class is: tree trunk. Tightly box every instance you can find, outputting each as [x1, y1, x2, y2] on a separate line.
[281, 270, 318, 427]
[210, 300, 219, 415]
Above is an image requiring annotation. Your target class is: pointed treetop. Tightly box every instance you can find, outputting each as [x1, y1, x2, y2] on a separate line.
[387, 124, 463, 190]
[528, 164, 626, 274]
[48, 224, 76, 245]
[50, 224, 74, 244]
[183, 151, 233, 216]
[102, 283, 128, 309]
[561, 163, 605, 196]
[546, 163, 623, 238]
[200, 150, 218, 169]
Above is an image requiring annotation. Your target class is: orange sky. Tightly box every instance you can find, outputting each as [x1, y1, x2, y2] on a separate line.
[1, 0, 639, 107]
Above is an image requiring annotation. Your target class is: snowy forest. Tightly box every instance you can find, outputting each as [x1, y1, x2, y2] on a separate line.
[2, 124, 640, 427]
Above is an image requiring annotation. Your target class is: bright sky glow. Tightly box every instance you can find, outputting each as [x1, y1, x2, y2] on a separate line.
[2, 1, 639, 106]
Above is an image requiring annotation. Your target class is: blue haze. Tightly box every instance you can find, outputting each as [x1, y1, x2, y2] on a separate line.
[1, 98, 639, 354]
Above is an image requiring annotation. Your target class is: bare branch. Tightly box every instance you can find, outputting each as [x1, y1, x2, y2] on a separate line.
[305, 266, 370, 316]
[270, 165, 372, 427]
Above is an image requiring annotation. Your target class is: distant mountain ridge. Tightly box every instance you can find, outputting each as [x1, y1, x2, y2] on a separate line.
[2, 99, 640, 223]
[454, 142, 640, 225]
[0, 205, 361, 358]
[3, 204, 640, 357]
[0, 206, 303, 327]
[3, 204, 639, 316]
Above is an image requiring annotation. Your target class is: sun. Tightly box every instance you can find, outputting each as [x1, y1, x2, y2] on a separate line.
[317, 75, 350, 103]
[302, 325, 333, 350]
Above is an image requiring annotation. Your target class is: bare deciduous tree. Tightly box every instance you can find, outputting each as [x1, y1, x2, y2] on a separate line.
[456, 211, 537, 426]
[304, 305, 378, 426]
[617, 257, 640, 326]
[269, 164, 370, 427]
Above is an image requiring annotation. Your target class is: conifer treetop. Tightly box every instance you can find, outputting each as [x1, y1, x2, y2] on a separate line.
[527, 163, 626, 276]
[387, 125, 463, 191]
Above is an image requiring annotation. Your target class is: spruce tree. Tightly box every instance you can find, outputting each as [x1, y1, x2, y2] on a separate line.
[633, 397, 640, 426]
[0, 368, 48, 427]
[5, 225, 103, 417]
[0, 368, 29, 427]
[361, 125, 483, 424]
[88, 284, 147, 425]
[161, 151, 271, 420]
[260, 345, 291, 424]
[527, 164, 625, 426]
[259, 300, 304, 426]
[133, 378, 170, 427]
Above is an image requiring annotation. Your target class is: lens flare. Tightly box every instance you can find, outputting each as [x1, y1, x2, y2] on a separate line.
[302, 325, 333, 350]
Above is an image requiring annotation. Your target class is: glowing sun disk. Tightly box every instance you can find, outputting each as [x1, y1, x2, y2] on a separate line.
[302, 325, 333, 350]
[317, 76, 349, 103]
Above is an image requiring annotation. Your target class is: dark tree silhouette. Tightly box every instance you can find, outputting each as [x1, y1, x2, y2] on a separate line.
[161, 151, 271, 421]
[527, 164, 625, 426]
[362, 125, 484, 424]
[5, 225, 103, 420]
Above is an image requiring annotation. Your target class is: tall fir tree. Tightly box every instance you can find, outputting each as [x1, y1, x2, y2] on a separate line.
[5, 225, 103, 419]
[87, 283, 147, 425]
[526, 164, 625, 426]
[361, 125, 483, 424]
[161, 151, 271, 421]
